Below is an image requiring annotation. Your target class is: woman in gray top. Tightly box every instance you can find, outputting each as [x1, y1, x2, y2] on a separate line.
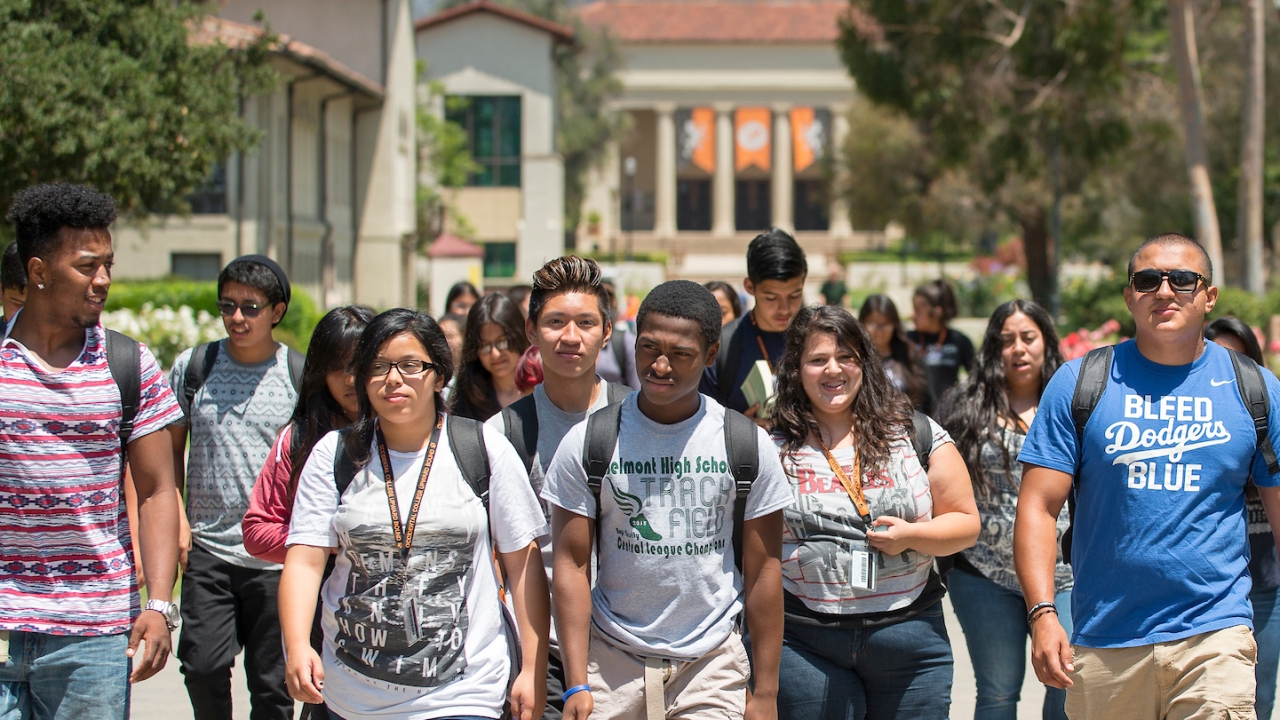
[938, 299, 1073, 720]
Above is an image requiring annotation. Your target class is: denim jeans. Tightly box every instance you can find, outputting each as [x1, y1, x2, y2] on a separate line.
[0, 631, 130, 720]
[769, 600, 953, 720]
[947, 569, 1073, 720]
[1253, 584, 1280, 720]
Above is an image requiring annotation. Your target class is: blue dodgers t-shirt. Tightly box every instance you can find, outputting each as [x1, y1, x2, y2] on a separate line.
[1020, 340, 1280, 649]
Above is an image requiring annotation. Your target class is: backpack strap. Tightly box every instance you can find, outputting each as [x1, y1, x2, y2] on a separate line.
[1062, 345, 1114, 564]
[104, 330, 141, 450]
[714, 317, 745, 406]
[583, 401, 624, 497]
[605, 381, 631, 404]
[1229, 349, 1280, 476]
[911, 410, 933, 473]
[500, 395, 540, 475]
[332, 426, 373, 498]
[724, 408, 759, 573]
[287, 347, 306, 394]
[611, 330, 628, 378]
[447, 415, 492, 511]
[184, 341, 219, 411]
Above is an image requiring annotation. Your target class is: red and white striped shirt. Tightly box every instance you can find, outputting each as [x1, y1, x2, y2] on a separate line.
[0, 321, 182, 635]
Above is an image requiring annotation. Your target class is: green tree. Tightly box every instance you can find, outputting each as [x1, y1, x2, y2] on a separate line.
[0, 0, 277, 217]
[416, 61, 480, 245]
[838, 0, 1148, 307]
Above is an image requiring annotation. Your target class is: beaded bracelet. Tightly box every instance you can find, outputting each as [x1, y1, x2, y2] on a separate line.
[1026, 601, 1056, 626]
[562, 684, 592, 703]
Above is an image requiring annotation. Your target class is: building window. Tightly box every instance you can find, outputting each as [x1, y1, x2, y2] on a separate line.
[735, 180, 771, 233]
[188, 163, 228, 214]
[677, 180, 711, 231]
[794, 180, 830, 232]
[483, 242, 517, 278]
[171, 252, 222, 281]
[447, 96, 521, 187]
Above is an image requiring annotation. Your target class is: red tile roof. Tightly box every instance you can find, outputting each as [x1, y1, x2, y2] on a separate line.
[415, 0, 575, 43]
[577, 1, 866, 44]
[426, 233, 486, 258]
[192, 17, 384, 98]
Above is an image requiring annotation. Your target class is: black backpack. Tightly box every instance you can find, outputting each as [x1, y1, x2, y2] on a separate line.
[330, 415, 493, 509]
[1062, 345, 1280, 563]
[712, 316, 746, 407]
[499, 382, 632, 474]
[910, 410, 933, 473]
[183, 340, 306, 410]
[104, 330, 142, 449]
[582, 402, 759, 569]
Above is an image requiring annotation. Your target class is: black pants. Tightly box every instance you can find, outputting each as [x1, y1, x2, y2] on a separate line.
[543, 651, 566, 720]
[178, 544, 293, 720]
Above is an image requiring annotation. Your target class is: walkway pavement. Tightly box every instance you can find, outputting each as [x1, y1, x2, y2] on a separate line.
[130, 595, 1051, 720]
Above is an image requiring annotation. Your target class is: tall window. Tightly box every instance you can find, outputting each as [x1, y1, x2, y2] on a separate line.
[447, 96, 521, 187]
[188, 163, 228, 214]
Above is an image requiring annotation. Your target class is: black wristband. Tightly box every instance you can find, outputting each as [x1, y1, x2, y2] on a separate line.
[1026, 601, 1056, 626]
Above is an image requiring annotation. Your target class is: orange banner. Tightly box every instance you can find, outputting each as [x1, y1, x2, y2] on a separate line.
[791, 107, 816, 172]
[678, 107, 716, 174]
[735, 108, 771, 172]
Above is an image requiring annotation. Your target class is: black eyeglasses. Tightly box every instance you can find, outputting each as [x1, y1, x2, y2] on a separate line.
[1129, 269, 1207, 294]
[368, 360, 438, 377]
[216, 300, 267, 318]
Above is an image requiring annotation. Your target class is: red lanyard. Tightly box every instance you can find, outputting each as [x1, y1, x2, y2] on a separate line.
[816, 437, 871, 526]
[375, 413, 443, 563]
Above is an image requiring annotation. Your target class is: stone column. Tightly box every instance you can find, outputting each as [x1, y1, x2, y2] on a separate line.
[654, 102, 677, 239]
[713, 103, 735, 237]
[829, 104, 853, 238]
[772, 104, 794, 233]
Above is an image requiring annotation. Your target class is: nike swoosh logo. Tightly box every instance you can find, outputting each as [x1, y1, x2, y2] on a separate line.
[1210, 378, 1236, 387]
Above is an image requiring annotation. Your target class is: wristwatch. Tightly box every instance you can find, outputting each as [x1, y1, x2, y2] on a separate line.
[144, 599, 180, 631]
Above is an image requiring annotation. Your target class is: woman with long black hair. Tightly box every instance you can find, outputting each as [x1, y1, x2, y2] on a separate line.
[280, 309, 549, 720]
[859, 294, 931, 412]
[451, 293, 531, 420]
[937, 299, 1072, 720]
[770, 305, 979, 720]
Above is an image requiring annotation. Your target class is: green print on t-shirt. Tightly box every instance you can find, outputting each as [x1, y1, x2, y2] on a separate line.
[606, 458, 738, 558]
[609, 479, 662, 541]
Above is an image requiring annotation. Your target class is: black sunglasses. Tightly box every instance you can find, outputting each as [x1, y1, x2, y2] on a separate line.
[1129, 269, 1207, 294]
[216, 300, 267, 318]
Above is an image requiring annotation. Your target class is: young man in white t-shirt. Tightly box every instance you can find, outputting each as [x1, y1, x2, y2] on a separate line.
[544, 280, 792, 720]
[485, 256, 627, 720]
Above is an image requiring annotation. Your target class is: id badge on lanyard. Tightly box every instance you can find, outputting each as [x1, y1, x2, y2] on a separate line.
[849, 539, 877, 591]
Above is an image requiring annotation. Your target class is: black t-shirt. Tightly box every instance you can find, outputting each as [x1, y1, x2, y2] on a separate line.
[699, 313, 785, 413]
[907, 328, 975, 402]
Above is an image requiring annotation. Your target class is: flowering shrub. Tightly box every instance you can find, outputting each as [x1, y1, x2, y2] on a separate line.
[101, 303, 225, 370]
[1059, 319, 1125, 361]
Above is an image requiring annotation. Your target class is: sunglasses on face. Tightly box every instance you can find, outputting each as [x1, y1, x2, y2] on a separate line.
[1129, 269, 1207, 294]
[478, 338, 511, 355]
[368, 360, 439, 378]
[216, 300, 267, 318]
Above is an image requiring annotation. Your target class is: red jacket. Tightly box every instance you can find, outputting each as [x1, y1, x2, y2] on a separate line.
[243, 424, 296, 564]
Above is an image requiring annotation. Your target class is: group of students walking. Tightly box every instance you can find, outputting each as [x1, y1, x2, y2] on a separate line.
[2, 180, 1280, 720]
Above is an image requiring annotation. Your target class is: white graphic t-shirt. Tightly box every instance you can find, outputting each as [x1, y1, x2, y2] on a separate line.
[542, 394, 793, 660]
[288, 418, 547, 720]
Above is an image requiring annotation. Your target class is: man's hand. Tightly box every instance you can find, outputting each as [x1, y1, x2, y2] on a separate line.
[1030, 612, 1074, 689]
[509, 666, 541, 720]
[127, 610, 171, 683]
[745, 685, 778, 720]
[562, 688, 593, 720]
[285, 645, 325, 704]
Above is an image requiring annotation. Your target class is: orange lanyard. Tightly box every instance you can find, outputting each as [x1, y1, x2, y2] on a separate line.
[376, 413, 443, 564]
[749, 312, 776, 372]
[816, 438, 872, 526]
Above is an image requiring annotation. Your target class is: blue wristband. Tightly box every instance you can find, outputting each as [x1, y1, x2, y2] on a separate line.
[562, 684, 591, 703]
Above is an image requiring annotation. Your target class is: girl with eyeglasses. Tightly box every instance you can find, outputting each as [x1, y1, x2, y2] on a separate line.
[451, 293, 531, 420]
[769, 305, 979, 720]
[280, 308, 550, 720]
[859, 294, 932, 413]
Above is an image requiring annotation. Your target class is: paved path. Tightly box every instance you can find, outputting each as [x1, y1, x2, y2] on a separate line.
[131, 595, 1050, 720]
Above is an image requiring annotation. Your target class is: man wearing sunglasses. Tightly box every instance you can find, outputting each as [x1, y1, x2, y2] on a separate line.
[167, 255, 298, 720]
[1016, 233, 1280, 719]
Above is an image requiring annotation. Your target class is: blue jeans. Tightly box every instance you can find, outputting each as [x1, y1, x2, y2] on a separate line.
[772, 600, 953, 720]
[948, 569, 1073, 720]
[0, 631, 130, 720]
[1253, 585, 1280, 720]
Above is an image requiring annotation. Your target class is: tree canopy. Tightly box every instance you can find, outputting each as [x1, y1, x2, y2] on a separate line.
[0, 0, 276, 218]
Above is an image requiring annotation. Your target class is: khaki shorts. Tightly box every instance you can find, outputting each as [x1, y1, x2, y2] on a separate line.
[1066, 625, 1257, 720]
[586, 626, 749, 720]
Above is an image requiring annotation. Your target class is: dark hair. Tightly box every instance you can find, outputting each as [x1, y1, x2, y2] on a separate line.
[704, 280, 742, 321]
[287, 306, 376, 496]
[445, 281, 480, 312]
[451, 293, 530, 420]
[218, 258, 288, 325]
[635, 280, 722, 351]
[1206, 316, 1264, 365]
[344, 309, 455, 466]
[1127, 232, 1213, 279]
[746, 228, 807, 285]
[772, 305, 912, 473]
[506, 284, 532, 311]
[937, 299, 1063, 496]
[528, 256, 612, 324]
[1, 243, 25, 292]
[6, 183, 118, 268]
[913, 279, 959, 324]
[858, 294, 929, 409]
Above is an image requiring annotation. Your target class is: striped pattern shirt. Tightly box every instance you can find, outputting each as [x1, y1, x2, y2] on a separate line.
[0, 322, 182, 635]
